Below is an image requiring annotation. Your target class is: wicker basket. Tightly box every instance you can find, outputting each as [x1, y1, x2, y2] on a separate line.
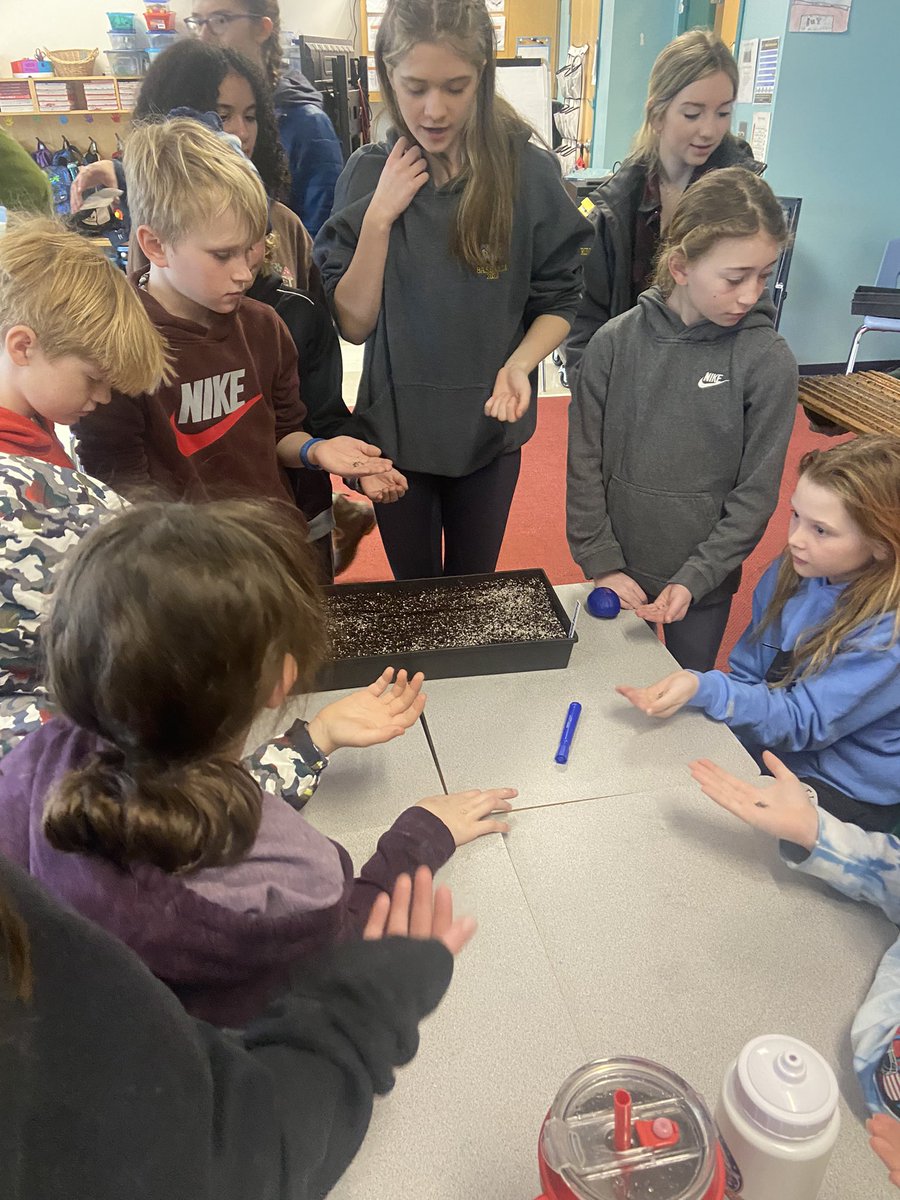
[44, 48, 99, 77]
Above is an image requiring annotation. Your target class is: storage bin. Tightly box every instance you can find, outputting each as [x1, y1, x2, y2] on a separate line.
[146, 29, 178, 49]
[105, 49, 148, 76]
[143, 10, 175, 30]
[108, 30, 141, 50]
[11, 58, 53, 77]
[108, 12, 136, 31]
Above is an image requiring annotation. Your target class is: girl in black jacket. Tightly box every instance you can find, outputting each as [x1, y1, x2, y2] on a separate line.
[565, 29, 763, 382]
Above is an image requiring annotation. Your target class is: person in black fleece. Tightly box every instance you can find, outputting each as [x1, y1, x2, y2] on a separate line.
[0, 859, 465, 1200]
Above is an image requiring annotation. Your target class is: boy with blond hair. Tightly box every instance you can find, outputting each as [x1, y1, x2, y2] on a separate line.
[0, 217, 168, 750]
[0, 218, 167, 466]
[75, 118, 396, 505]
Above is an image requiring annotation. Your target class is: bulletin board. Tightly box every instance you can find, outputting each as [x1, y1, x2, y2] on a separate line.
[359, 0, 560, 102]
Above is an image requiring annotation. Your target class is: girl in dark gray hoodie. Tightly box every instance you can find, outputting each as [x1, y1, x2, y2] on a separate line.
[316, 0, 590, 579]
[567, 167, 798, 671]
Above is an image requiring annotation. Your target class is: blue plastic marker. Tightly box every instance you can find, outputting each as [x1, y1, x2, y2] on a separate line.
[554, 701, 582, 764]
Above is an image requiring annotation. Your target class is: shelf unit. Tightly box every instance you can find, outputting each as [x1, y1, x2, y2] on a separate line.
[0, 75, 140, 116]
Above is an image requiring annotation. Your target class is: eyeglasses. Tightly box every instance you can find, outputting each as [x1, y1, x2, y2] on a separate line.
[184, 12, 260, 37]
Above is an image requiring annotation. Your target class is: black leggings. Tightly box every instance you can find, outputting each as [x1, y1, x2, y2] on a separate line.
[806, 777, 900, 835]
[374, 451, 522, 579]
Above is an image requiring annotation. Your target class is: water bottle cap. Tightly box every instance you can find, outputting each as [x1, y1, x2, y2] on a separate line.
[733, 1035, 839, 1140]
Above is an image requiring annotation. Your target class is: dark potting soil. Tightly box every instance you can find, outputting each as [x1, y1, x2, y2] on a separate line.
[326, 575, 568, 660]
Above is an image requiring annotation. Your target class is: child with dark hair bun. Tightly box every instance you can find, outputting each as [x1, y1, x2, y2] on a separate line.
[0, 497, 514, 1026]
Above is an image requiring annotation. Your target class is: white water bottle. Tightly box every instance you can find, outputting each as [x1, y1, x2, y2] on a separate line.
[715, 1035, 840, 1200]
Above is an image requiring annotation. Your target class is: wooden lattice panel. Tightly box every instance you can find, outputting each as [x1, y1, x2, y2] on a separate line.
[798, 371, 900, 436]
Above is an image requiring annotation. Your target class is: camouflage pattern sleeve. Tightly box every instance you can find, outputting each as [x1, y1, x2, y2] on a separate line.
[243, 718, 329, 811]
[0, 455, 123, 755]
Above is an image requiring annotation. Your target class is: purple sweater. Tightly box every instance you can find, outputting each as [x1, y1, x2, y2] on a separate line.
[0, 718, 455, 1026]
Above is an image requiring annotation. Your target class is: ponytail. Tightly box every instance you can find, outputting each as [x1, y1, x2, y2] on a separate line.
[0, 890, 32, 1003]
[43, 751, 263, 874]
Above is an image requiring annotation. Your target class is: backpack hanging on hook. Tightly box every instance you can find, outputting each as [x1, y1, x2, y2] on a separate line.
[83, 138, 100, 164]
[32, 139, 53, 169]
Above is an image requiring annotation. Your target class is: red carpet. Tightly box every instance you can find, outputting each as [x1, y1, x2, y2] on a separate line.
[338, 397, 848, 668]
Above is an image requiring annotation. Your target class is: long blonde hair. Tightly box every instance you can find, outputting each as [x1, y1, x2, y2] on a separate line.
[375, 0, 529, 275]
[758, 436, 900, 686]
[654, 167, 788, 297]
[629, 30, 739, 175]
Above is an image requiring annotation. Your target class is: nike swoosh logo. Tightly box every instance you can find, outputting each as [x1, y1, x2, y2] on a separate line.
[169, 392, 264, 457]
[697, 379, 729, 389]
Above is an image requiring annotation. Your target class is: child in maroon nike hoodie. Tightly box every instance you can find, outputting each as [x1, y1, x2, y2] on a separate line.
[0, 498, 514, 1027]
[75, 118, 404, 507]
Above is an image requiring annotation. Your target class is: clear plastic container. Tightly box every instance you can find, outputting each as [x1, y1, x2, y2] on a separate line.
[537, 1058, 725, 1200]
[146, 29, 178, 50]
[105, 49, 148, 76]
[108, 30, 141, 50]
[107, 11, 136, 31]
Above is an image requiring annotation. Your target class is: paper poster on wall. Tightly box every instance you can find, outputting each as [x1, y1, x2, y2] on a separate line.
[485, 0, 505, 10]
[490, 14, 506, 52]
[367, 63, 379, 96]
[736, 38, 758, 104]
[749, 110, 771, 162]
[753, 37, 779, 104]
[365, 0, 387, 11]
[366, 13, 383, 49]
[789, 1, 852, 33]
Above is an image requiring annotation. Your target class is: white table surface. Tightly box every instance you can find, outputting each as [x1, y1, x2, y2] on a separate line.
[303, 583, 896, 1199]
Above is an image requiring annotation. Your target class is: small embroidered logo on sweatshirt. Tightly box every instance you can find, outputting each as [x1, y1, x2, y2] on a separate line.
[697, 372, 729, 389]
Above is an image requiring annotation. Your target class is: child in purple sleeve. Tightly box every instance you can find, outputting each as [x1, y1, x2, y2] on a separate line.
[0, 497, 514, 1027]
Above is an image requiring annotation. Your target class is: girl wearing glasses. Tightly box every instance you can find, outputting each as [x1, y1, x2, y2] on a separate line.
[186, 2, 344, 236]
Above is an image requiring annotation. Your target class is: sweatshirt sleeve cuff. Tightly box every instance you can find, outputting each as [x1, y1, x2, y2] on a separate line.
[685, 670, 729, 716]
[392, 806, 456, 872]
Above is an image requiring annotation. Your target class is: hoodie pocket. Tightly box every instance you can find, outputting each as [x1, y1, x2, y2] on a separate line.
[607, 475, 720, 586]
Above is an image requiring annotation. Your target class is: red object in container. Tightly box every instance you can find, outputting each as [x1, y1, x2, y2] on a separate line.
[534, 1059, 727, 1200]
[613, 1090, 632, 1152]
[144, 10, 175, 30]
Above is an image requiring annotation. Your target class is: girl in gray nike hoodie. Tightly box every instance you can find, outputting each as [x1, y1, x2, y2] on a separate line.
[567, 168, 798, 671]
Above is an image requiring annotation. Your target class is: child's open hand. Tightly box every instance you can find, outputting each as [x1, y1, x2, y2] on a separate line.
[868, 1114, 900, 1189]
[485, 364, 531, 423]
[307, 436, 393, 478]
[307, 669, 426, 755]
[363, 865, 477, 956]
[635, 583, 692, 624]
[417, 788, 515, 845]
[593, 571, 648, 610]
[616, 669, 699, 717]
[690, 751, 820, 849]
[358, 468, 408, 504]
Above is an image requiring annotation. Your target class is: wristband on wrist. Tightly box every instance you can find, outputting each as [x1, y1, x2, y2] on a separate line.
[299, 437, 325, 470]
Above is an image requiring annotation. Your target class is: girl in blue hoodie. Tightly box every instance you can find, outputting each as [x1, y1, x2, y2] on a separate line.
[619, 435, 900, 832]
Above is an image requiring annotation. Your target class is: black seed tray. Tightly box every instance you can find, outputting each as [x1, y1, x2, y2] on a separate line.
[318, 569, 577, 690]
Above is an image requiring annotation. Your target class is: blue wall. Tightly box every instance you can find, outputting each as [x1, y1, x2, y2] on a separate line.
[592, 0, 678, 167]
[734, 0, 900, 365]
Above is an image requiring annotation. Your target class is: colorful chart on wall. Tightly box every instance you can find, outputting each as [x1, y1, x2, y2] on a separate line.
[788, 1, 852, 33]
[753, 37, 779, 104]
[490, 14, 506, 51]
